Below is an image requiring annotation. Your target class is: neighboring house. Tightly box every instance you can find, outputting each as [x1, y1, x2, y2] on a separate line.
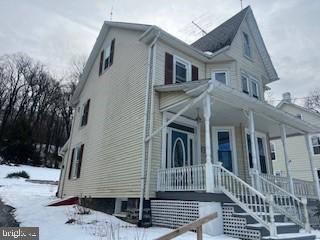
[57, 6, 319, 239]
[272, 92, 320, 182]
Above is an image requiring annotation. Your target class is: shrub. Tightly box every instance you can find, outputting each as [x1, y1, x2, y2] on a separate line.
[6, 171, 30, 179]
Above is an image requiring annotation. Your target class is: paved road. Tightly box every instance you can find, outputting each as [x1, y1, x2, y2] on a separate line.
[0, 199, 19, 227]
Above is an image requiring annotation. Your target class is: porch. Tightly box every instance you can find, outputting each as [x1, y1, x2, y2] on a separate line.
[154, 80, 319, 200]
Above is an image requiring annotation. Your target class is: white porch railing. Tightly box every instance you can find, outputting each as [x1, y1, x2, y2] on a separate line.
[260, 173, 317, 199]
[293, 178, 317, 198]
[212, 164, 276, 236]
[256, 173, 310, 230]
[157, 165, 206, 191]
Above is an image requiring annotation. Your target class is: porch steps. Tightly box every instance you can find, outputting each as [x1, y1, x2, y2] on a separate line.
[222, 204, 316, 240]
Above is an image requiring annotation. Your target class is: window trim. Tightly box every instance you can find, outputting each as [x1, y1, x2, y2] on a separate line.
[310, 134, 320, 156]
[241, 72, 260, 100]
[69, 143, 84, 180]
[212, 70, 229, 85]
[243, 32, 252, 59]
[173, 55, 191, 84]
[212, 126, 238, 175]
[80, 99, 90, 128]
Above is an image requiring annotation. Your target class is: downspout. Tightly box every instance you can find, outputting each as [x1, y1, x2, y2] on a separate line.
[57, 108, 77, 198]
[138, 31, 160, 226]
[145, 36, 159, 200]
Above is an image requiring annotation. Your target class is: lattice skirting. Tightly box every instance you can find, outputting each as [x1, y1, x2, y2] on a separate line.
[223, 206, 260, 240]
[151, 200, 199, 229]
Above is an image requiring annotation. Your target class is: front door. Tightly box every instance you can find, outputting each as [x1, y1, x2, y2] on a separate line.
[213, 128, 236, 172]
[166, 122, 195, 168]
[246, 133, 268, 174]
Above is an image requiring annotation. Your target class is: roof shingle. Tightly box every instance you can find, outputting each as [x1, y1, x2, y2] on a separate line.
[191, 6, 250, 53]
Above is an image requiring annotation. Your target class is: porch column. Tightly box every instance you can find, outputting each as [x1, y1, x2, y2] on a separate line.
[203, 94, 214, 192]
[280, 124, 294, 194]
[304, 134, 320, 200]
[248, 110, 260, 191]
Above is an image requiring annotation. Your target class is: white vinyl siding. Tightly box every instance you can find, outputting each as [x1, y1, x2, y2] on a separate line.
[272, 103, 320, 181]
[61, 28, 149, 198]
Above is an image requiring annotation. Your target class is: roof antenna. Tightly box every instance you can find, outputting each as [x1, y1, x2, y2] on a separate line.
[240, 0, 243, 10]
[110, 5, 114, 21]
[192, 21, 208, 36]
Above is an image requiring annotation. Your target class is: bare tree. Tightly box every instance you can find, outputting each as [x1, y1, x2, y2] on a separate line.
[305, 88, 320, 113]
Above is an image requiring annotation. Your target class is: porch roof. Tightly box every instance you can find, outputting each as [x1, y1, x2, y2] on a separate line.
[155, 81, 319, 139]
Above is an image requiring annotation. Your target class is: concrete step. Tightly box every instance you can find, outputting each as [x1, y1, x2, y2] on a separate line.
[262, 232, 316, 240]
[247, 222, 300, 237]
[233, 212, 285, 224]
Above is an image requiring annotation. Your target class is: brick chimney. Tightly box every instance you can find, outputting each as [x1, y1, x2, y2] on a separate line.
[282, 92, 292, 103]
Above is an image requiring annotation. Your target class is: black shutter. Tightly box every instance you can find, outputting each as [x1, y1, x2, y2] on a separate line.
[165, 53, 173, 85]
[99, 50, 104, 75]
[85, 99, 90, 125]
[192, 65, 199, 81]
[109, 39, 115, 66]
[76, 144, 84, 178]
[68, 148, 75, 179]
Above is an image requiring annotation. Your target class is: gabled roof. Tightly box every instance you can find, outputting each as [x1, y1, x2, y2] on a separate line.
[191, 6, 250, 53]
[277, 100, 320, 119]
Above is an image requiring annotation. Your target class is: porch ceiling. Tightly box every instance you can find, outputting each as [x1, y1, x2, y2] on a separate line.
[160, 81, 319, 139]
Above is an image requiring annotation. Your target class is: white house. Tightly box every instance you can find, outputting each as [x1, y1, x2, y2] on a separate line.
[58, 6, 319, 240]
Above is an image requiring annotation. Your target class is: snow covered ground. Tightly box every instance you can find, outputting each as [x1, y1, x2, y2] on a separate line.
[0, 164, 236, 240]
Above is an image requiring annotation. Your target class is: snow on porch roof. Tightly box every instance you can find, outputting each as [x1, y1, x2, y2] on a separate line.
[155, 81, 319, 137]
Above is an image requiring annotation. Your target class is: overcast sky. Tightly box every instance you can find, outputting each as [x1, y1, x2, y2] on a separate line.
[0, 0, 319, 103]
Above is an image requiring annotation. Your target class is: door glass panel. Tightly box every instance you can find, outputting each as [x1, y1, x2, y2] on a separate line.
[171, 130, 188, 168]
[247, 134, 253, 168]
[173, 138, 185, 167]
[257, 137, 267, 173]
[189, 139, 193, 166]
[218, 131, 233, 171]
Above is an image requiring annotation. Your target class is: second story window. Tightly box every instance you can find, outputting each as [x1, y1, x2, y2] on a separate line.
[311, 135, 320, 155]
[243, 32, 251, 58]
[99, 39, 115, 75]
[174, 56, 190, 83]
[241, 74, 260, 100]
[81, 99, 90, 127]
[212, 71, 227, 85]
[251, 81, 259, 99]
[270, 142, 276, 161]
[241, 75, 249, 94]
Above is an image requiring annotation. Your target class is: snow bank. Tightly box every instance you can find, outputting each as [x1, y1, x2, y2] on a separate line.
[0, 165, 237, 240]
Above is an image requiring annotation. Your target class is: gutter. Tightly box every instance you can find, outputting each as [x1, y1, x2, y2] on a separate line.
[138, 31, 161, 226]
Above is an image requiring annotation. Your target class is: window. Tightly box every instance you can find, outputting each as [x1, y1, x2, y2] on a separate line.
[251, 81, 259, 99]
[311, 135, 320, 155]
[81, 99, 90, 127]
[68, 144, 84, 179]
[295, 113, 303, 120]
[241, 75, 249, 94]
[270, 142, 276, 161]
[213, 71, 227, 84]
[241, 74, 260, 99]
[243, 32, 251, 58]
[99, 39, 115, 75]
[174, 57, 190, 83]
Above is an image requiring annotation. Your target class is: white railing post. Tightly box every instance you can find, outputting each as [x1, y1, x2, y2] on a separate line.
[280, 124, 294, 195]
[304, 134, 320, 200]
[267, 194, 277, 237]
[203, 94, 214, 193]
[301, 197, 311, 233]
[249, 110, 261, 191]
